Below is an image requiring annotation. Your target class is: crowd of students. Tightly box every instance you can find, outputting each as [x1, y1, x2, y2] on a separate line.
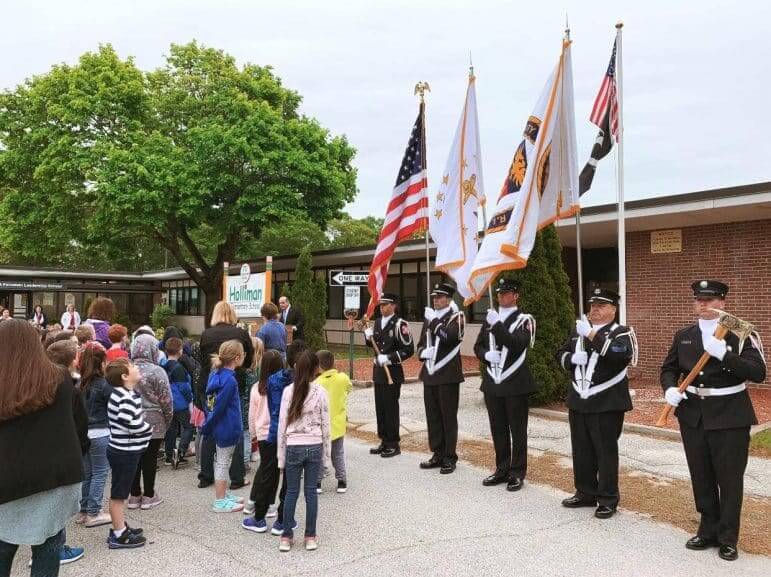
[0, 298, 353, 576]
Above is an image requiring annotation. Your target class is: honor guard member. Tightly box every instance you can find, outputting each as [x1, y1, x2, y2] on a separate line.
[556, 288, 637, 519]
[363, 293, 415, 458]
[473, 278, 536, 492]
[417, 282, 465, 475]
[660, 280, 766, 561]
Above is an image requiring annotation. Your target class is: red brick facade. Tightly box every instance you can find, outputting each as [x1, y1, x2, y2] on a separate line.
[626, 219, 771, 387]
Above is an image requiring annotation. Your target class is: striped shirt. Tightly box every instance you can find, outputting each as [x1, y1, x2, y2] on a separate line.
[108, 387, 152, 452]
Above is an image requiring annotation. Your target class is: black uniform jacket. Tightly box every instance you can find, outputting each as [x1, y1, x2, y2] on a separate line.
[417, 309, 465, 386]
[282, 307, 304, 341]
[556, 324, 634, 413]
[660, 324, 765, 430]
[474, 309, 537, 397]
[366, 315, 415, 385]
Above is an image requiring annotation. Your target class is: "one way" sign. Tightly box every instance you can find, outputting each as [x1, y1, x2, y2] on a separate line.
[329, 270, 369, 286]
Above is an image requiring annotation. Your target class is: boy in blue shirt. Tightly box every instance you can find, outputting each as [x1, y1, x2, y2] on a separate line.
[163, 337, 194, 468]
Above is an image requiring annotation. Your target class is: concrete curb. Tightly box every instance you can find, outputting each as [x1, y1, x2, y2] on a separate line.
[352, 371, 480, 389]
[529, 408, 683, 441]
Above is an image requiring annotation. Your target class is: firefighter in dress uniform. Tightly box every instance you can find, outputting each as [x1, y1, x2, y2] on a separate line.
[416, 282, 464, 475]
[661, 280, 766, 561]
[556, 288, 637, 519]
[363, 293, 415, 458]
[473, 278, 537, 492]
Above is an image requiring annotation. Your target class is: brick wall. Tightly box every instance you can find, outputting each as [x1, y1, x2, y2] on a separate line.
[626, 219, 771, 387]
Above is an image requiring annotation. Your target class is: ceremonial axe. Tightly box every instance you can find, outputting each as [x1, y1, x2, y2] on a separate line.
[656, 309, 754, 427]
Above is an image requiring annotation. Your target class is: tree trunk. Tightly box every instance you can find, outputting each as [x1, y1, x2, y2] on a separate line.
[203, 283, 223, 329]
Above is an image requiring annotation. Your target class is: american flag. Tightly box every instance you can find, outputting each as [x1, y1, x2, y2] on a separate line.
[589, 40, 619, 141]
[366, 105, 429, 317]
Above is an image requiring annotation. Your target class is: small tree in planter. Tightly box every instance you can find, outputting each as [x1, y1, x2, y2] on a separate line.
[288, 248, 327, 350]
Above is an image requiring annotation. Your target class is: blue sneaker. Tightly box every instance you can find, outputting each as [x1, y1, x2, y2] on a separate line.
[242, 517, 268, 533]
[59, 545, 84, 565]
[271, 520, 298, 536]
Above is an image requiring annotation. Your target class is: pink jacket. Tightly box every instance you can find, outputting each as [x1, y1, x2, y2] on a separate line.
[277, 383, 331, 469]
[248, 385, 270, 442]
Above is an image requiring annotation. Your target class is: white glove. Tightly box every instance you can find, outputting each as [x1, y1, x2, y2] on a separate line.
[363, 327, 374, 340]
[665, 387, 687, 407]
[575, 315, 592, 338]
[484, 350, 501, 364]
[424, 307, 436, 322]
[420, 347, 434, 360]
[571, 351, 588, 366]
[486, 309, 500, 326]
[704, 336, 727, 361]
[376, 354, 391, 367]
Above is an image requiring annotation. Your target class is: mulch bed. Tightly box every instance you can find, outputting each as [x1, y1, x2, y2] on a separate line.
[334, 355, 480, 382]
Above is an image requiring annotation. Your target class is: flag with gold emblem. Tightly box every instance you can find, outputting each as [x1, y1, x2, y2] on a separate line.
[465, 38, 579, 304]
[429, 72, 485, 299]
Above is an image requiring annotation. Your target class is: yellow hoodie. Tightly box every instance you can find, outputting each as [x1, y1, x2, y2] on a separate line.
[316, 368, 352, 440]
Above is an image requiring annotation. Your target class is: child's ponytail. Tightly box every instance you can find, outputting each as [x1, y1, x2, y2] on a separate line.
[211, 339, 245, 369]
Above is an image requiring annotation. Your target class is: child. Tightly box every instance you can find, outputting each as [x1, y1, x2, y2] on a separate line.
[163, 337, 195, 468]
[201, 340, 246, 513]
[276, 350, 331, 552]
[74, 323, 95, 347]
[315, 350, 352, 494]
[242, 349, 285, 531]
[105, 358, 152, 549]
[239, 337, 264, 468]
[106, 324, 129, 362]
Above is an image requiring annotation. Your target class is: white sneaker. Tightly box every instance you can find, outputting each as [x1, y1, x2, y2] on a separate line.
[243, 500, 256, 515]
[266, 504, 278, 518]
[84, 512, 111, 528]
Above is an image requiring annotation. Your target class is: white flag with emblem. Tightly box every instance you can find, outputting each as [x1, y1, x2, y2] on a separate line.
[429, 73, 485, 299]
[465, 38, 579, 304]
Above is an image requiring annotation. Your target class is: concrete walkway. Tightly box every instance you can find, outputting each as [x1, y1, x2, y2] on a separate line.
[348, 377, 771, 497]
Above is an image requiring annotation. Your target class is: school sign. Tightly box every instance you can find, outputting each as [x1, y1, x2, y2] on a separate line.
[226, 264, 266, 318]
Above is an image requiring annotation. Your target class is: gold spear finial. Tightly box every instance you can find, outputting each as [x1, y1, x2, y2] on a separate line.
[414, 81, 431, 103]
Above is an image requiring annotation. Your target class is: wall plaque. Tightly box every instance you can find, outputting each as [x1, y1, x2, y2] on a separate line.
[651, 229, 682, 253]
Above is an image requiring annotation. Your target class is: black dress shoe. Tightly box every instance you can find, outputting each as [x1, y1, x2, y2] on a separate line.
[369, 444, 385, 455]
[506, 477, 523, 492]
[197, 479, 213, 489]
[482, 473, 507, 486]
[380, 447, 401, 458]
[685, 535, 718, 550]
[594, 505, 616, 519]
[419, 457, 442, 469]
[561, 495, 597, 508]
[718, 544, 738, 561]
[440, 461, 456, 475]
[229, 480, 248, 490]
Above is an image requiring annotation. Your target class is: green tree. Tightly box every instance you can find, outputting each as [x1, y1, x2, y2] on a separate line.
[0, 42, 357, 322]
[288, 247, 326, 350]
[502, 225, 573, 404]
[326, 214, 383, 248]
[241, 215, 328, 259]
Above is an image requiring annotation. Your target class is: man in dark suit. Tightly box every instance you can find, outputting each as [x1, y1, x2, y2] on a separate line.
[556, 288, 636, 519]
[473, 278, 537, 492]
[278, 296, 304, 342]
[661, 280, 766, 562]
[417, 283, 464, 475]
[363, 293, 414, 458]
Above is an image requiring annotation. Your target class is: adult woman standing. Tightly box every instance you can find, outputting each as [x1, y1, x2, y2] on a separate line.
[128, 335, 173, 510]
[0, 320, 83, 576]
[83, 297, 114, 350]
[30, 305, 47, 330]
[196, 301, 254, 489]
[60, 304, 81, 331]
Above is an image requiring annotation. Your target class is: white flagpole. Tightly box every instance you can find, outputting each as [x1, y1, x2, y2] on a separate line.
[615, 22, 627, 324]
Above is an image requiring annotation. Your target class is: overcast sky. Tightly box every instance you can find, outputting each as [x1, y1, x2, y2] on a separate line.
[3, 0, 769, 220]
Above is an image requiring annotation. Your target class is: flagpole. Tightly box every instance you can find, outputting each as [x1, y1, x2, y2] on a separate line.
[415, 81, 433, 372]
[615, 21, 627, 324]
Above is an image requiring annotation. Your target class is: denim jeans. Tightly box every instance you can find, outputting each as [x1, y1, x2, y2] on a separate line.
[0, 528, 64, 577]
[164, 409, 195, 459]
[80, 434, 110, 515]
[282, 444, 322, 538]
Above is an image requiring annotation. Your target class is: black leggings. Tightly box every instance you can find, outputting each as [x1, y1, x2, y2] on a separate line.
[250, 441, 286, 521]
[131, 438, 162, 498]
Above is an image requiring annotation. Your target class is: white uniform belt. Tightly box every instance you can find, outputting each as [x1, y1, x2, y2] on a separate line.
[572, 369, 627, 399]
[685, 383, 746, 397]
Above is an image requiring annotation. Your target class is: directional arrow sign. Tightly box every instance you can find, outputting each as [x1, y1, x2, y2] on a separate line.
[329, 270, 369, 286]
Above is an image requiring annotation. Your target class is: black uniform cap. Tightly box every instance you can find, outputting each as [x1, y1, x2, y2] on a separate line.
[588, 287, 620, 306]
[495, 278, 519, 293]
[378, 293, 399, 304]
[430, 282, 455, 298]
[691, 279, 728, 299]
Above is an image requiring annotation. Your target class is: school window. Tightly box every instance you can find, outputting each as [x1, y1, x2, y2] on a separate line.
[167, 287, 201, 316]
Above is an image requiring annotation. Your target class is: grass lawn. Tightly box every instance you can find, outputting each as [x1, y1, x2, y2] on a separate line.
[327, 343, 372, 360]
[750, 428, 771, 458]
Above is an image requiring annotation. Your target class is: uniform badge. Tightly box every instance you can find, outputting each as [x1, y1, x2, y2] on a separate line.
[401, 324, 410, 335]
[699, 280, 708, 288]
[594, 288, 601, 295]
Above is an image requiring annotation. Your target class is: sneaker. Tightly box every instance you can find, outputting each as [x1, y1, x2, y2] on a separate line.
[108, 528, 147, 549]
[316, 483, 323, 494]
[337, 480, 348, 494]
[271, 520, 298, 536]
[127, 496, 142, 510]
[279, 537, 293, 552]
[266, 504, 278, 518]
[305, 536, 319, 551]
[59, 545, 84, 564]
[212, 498, 244, 513]
[243, 500, 256, 515]
[84, 512, 112, 528]
[74, 512, 88, 524]
[104, 525, 144, 544]
[241, 517, 268, 533]
[226, 494, 245, 504]
[141, 494, 163, 510]
[164, 459, 173, 466]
